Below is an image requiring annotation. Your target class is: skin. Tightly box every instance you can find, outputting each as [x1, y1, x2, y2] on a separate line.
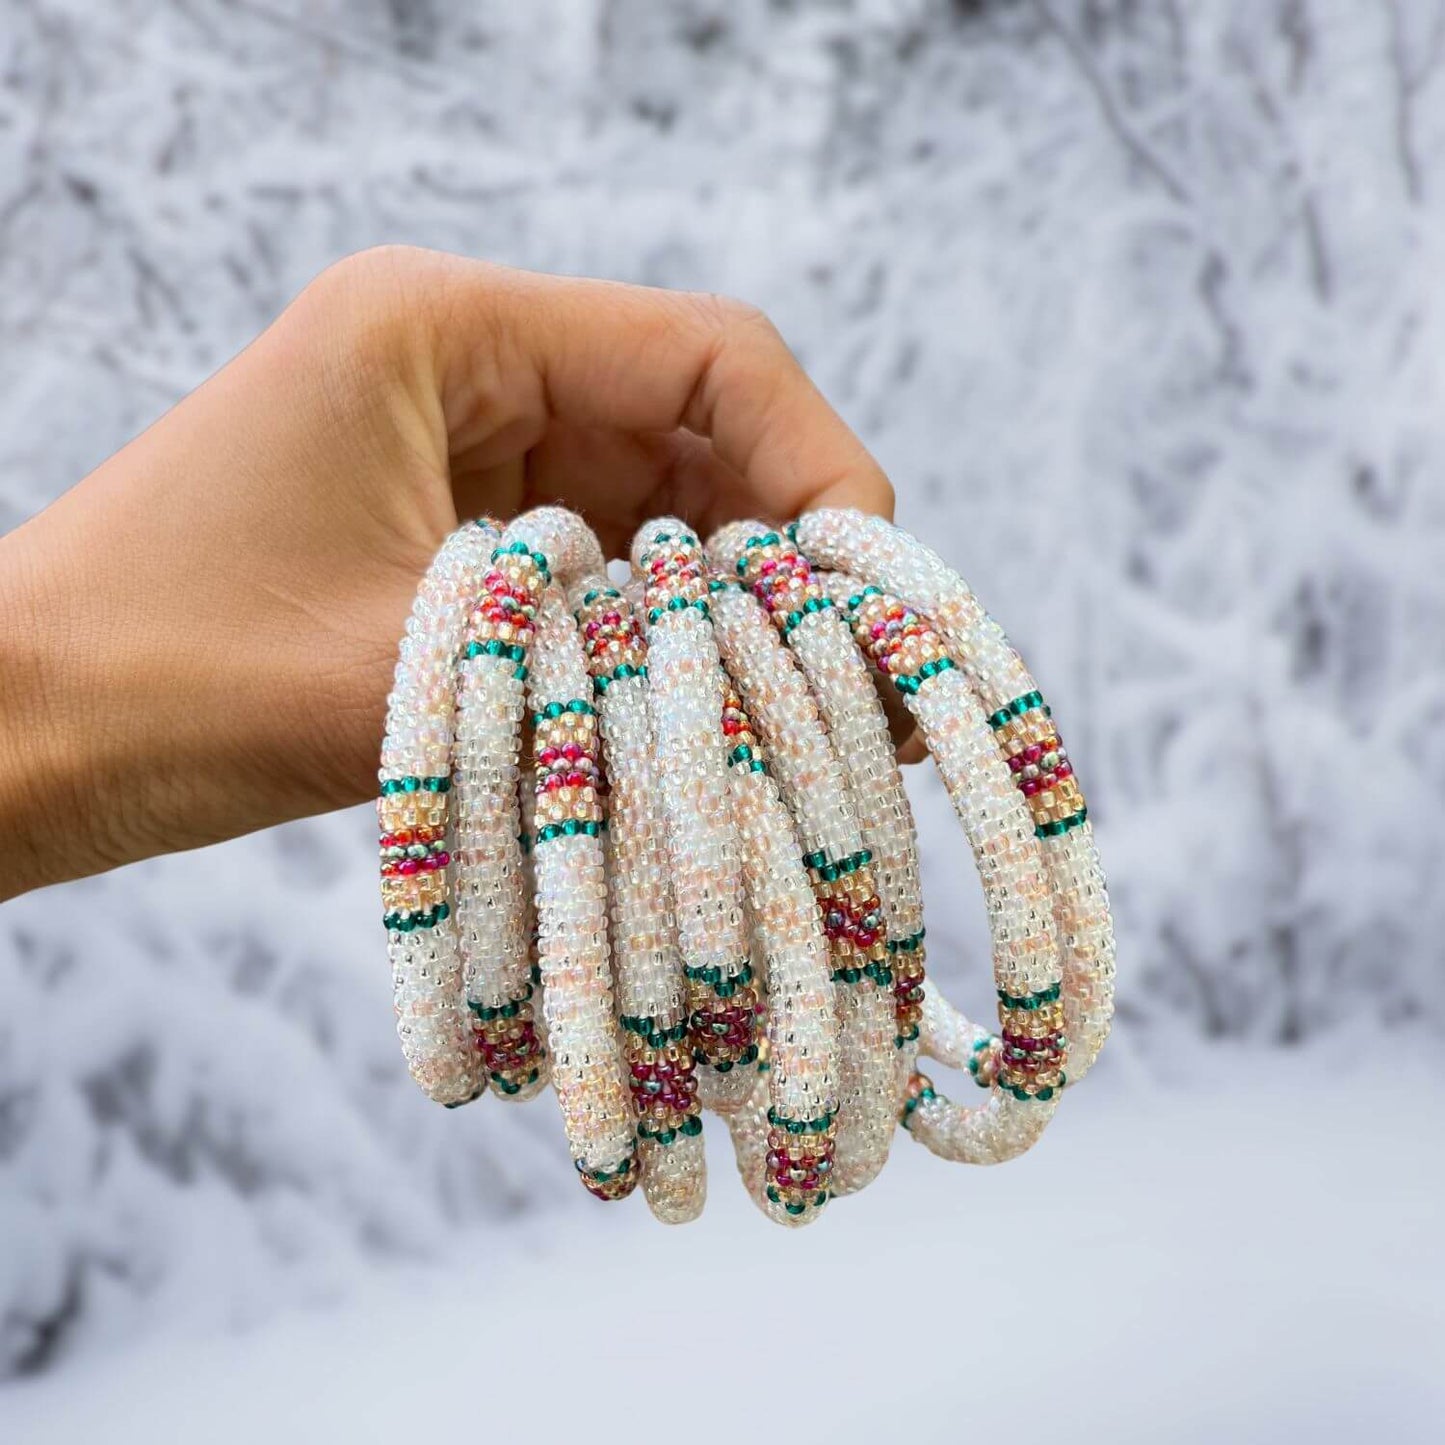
[0, 246, 923, 902]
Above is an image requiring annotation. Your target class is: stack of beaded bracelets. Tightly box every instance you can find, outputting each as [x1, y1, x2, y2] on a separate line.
[377, 505, 1114, 1224]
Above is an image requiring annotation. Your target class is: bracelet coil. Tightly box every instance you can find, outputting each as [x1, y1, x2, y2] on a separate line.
[712, 521, 927, 1071]
[828, 573, 1062, 1163]
[378, 520, 494, 1107]
[707, 578, 896, 1195]
[572, 575, 707, 1224]
[454, 526, 549, 1101]
[632, 520, 761, 1114]
[795, 508, 1115, 1083]
[722, 685, 841, 1226]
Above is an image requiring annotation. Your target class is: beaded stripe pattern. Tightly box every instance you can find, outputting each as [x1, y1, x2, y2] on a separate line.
[721, 686, 840, 1226]
[378, 775, 452, 934]
[706, 579, 897, 1196]
[725, 524, 927, 1053]
[378, 520, 495, 1107]
[454, 538, 548, 1100]
[996, 982, 1066, 1102]
[574, 579, 706, 1224]
[634, 522, 760, 1111]
[532, 696, 605, 843]
[990, 692, 1087, 839]
[797, 507, 1115, 1092]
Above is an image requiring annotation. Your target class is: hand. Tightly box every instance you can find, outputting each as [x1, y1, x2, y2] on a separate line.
[0, 246, 904, 899]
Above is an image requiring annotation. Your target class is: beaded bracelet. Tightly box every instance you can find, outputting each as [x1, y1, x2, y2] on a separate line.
[827, 573, 1062, 1164]
[453, 527, 548, 1101]
[794, 509, 1115, 1083]
[706, 578, 897, 1195]
[571, 575, 707, 1224]
[377, 520, 494, 1107]
[631, 520, 761, 1114]
[711, 521, 927, 1070]
[721, 685, 841, 1226]
[523, 582, 639, 1199]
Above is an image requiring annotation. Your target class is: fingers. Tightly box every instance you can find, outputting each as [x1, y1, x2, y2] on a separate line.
[425, 256, 895, 522]
[896, 728, 929, 766]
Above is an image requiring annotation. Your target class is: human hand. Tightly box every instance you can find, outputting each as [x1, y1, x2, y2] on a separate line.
[0, 247, 907, 899]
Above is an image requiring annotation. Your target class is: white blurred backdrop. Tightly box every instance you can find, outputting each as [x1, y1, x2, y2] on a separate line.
[1, 3, 1442, 1439]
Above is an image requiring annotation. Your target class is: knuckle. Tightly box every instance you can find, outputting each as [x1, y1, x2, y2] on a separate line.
[288, 246, 447, 381]
[689, 291, 775, 340]
[318, 243, 435, 295]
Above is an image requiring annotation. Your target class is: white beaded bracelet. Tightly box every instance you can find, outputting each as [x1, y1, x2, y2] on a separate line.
[826, 573, 1062, 1164]
[571, 576, 707, 1224]
[631, 520, 760, 1115]
[721, 685, 841, 1227]
[453, 526, 548, 1101]
[794, 509, 1115, 1083]
[524, 582, 639, 1200]
[377, 519, 495, 1108]
[706, 578, 896, 1195]
[711, 522, 927, 1073]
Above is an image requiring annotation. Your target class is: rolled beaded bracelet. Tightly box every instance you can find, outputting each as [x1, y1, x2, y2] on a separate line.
[706, 577, 897, 1196]
[378, 519, 495, 1107]
[525, 582, 639, 1200]
[825, 572, 1064, 1164]
[453, 524, 548, 1102]
[711, 522, 928, 1070]
[571, 575, 707, 1225]
[720, 685, 841, 1227]
[793, 509, 1115, 1083]
[631, 520, 761, 1114]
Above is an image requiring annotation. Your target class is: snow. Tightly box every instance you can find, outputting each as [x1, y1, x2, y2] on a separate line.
[1, 1057, 1439, 1443]
[3, 0, 1444, 1410]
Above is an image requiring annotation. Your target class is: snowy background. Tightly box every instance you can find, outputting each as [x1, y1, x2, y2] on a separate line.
[1, 1, 1442, 1439]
